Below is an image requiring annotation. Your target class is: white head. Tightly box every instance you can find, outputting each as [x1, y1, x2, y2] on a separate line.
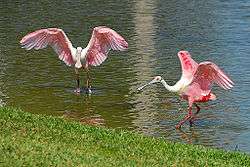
[177, 50, 190, 57]
[149, 76, 162, 84]
[137, 76, 163, 91]
[76, 47, 82, 53]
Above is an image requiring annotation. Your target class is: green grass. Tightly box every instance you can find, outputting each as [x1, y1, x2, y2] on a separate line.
[0, 107, 249, 166]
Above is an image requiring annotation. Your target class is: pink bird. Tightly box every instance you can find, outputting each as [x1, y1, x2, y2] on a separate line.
[20, 26, 128, 94]
[138, 51, 234, 129]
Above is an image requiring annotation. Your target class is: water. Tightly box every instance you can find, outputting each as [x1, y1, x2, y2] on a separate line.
[1, 0, 250, 153]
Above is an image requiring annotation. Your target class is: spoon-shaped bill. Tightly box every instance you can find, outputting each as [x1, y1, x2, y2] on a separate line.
[137, 81, 153, 91]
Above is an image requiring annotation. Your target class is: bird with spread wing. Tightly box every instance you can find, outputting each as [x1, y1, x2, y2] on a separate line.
[138, 51, 234, 129]
[20, 26, 128, 94]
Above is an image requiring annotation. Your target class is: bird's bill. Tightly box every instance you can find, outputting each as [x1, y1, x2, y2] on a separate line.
[137, 80, 155, 91]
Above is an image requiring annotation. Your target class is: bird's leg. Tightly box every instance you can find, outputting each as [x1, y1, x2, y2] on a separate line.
[189, 103, 200, 126]
[85, 68, 92, 94]
[74, 68, 81, 94]
[176, 106, 193, 129]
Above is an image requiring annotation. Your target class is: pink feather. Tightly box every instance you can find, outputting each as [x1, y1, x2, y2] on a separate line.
[86, 26, 128, 67]
[178, 51, 199, 82]
[20, 28, 75, 66]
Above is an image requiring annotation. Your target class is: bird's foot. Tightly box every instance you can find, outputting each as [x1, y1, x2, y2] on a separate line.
[86, 87, 92, 94]
[175, 114, 191, 129]
[74, 88, 81, 94]
[175, 124, 181, 129]
[189, 116, 197, 127]
[189, 120, 194, 127]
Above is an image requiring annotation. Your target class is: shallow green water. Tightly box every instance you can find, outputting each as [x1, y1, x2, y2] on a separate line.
[1, 0, 250, 153]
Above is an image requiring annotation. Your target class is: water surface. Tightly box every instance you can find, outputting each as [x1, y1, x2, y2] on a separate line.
[1, 0, 250, 153]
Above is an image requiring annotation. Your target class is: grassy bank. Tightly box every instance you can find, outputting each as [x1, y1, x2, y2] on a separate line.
[0, 107, 249, 166]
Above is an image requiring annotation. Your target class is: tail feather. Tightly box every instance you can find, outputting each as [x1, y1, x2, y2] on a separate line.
[209, 93, 216, 101]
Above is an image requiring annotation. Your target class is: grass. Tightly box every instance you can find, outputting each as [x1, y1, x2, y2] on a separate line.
[0, 107, 249, 166]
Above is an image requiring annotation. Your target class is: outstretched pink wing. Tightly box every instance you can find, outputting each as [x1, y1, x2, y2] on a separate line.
[86, 26, 128, 67]
[190, 61, 234, 93]
[20, 28, 75, 66]
[178, 51, 199, 82]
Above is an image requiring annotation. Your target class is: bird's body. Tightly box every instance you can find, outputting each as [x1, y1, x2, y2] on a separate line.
[138, 51, 234, 128]
[20, 26, 128, 93]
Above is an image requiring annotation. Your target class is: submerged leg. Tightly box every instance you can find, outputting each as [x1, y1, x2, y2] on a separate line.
[85, 68, 92, 94]
[74, 68, 80, 93]
[189, 103, 201, 126]
[176, 106, 193, 129]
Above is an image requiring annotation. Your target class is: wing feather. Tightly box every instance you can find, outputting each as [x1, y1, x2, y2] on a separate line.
[190, 62, 234, 94]
[86, 26, 128, 67]
[20, 28, 75, 66]
[178, 51, 199, 83]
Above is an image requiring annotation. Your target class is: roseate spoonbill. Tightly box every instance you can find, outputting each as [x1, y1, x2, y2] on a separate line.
[20, 26, 128, 94]
[138, 51, 234, 129]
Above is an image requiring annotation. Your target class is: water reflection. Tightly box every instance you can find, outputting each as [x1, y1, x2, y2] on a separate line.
[130, 0, 161, 136]
[0, 0, 250, 153]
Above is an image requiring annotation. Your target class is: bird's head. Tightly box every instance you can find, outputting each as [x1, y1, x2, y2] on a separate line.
[76, 47, 82, 53]
[178, 50, 191, 57]
[137, 76, 163, 91]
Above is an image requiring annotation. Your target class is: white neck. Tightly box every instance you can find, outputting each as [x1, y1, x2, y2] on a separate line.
[80, 47, 88, 60]
[160, 79, 182, 93]
[74, 48, 83, 68]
